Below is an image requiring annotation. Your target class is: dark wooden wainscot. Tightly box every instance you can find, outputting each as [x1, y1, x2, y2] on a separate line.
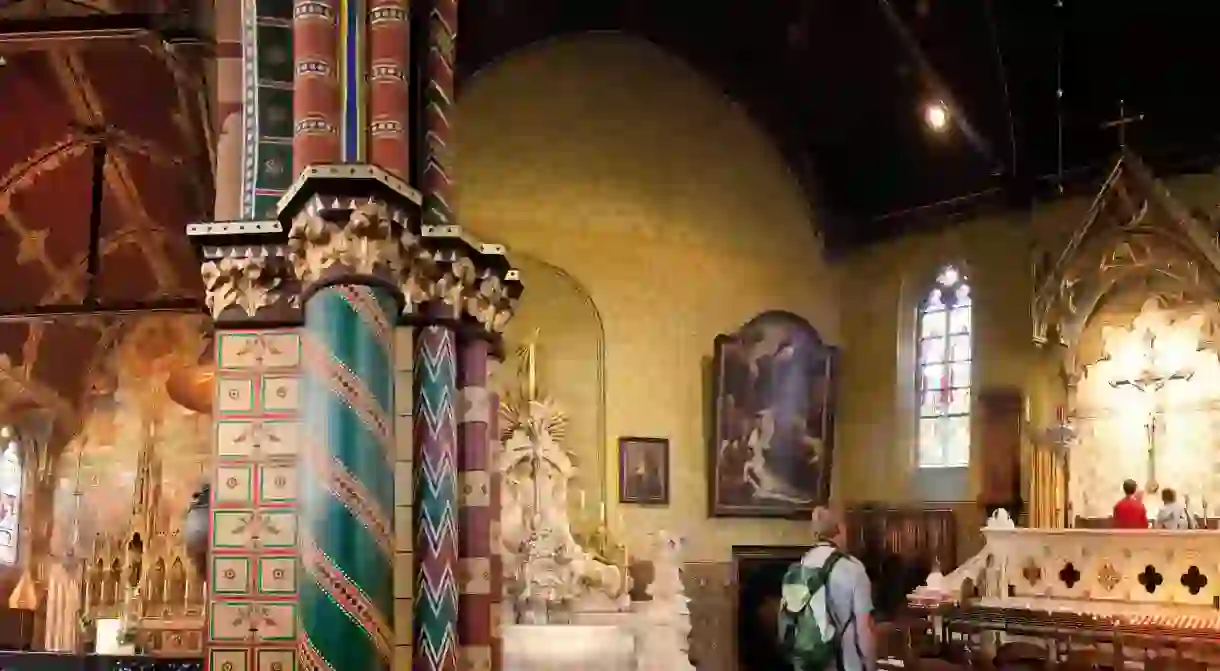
[844, 505, 956, 619]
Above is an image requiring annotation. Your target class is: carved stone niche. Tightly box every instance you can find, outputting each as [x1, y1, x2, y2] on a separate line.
[1031, 151, 1220, 379]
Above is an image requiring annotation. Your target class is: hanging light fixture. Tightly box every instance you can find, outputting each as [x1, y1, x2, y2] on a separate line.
[923, 100, 950, 132]
[165, 334, 215, 414]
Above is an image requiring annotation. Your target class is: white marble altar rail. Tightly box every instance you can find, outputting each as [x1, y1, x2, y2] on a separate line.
[985, 527, 1220, 608]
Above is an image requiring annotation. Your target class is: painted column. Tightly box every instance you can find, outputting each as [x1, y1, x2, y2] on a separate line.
[457, 337, 498, 669]
[293, 0, 341, 172]
[487, 359, 505, 665]
[299, 285, 398, 671]
[412, 0, 462, 665]
[413, 321, 459, 671]
[368, 0, 411, 177]
[422, 0, 457, 227]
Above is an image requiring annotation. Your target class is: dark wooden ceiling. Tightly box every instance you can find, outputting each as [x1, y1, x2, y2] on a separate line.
[459, 0, 1220, 251]
[0, 0, 210, 429]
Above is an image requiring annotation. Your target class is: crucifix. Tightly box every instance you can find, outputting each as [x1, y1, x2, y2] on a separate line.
[1107, 327, 1194, 487]
[1100, 99, 1145, 150]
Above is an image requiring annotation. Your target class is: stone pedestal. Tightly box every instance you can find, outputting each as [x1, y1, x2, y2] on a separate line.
[503, 625, 635, 671]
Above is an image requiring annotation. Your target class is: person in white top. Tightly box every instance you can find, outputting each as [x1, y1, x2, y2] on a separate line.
[801, 507, 877, 671]
[1155, 487, 1193, 530]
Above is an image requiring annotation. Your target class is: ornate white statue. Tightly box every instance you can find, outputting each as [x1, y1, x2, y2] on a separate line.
[498, 335, 626, 624]
[634, 532, 696, 671]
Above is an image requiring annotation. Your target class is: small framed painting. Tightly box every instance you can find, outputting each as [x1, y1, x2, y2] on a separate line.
[619, 437, 669, 505]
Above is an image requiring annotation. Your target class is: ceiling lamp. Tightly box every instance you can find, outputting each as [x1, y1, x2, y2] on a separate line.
[165, 335, 216, 415]
[923, 101, 949, 132]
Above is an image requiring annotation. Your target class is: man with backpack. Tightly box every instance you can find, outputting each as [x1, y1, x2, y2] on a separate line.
[778, 507, 877, 671]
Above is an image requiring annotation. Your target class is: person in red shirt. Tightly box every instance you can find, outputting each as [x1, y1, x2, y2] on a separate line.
[1113, 479, 1149, 529]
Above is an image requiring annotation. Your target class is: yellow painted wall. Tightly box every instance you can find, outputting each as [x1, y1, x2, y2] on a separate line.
[453, 36, 839, 562]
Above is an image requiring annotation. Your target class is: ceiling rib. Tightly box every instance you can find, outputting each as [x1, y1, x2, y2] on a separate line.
[51, 48, 182, 297]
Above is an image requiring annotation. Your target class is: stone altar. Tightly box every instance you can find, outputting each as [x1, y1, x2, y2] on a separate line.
[915, 520, 1220, 629]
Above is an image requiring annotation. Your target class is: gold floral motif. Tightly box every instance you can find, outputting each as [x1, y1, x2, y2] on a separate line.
[200, 256, 285, 319]
[282, 196, 520, 329]
[287, 198, 403, 285]
[435, 256, 478, 307]
[397, 245, 441, 310]
[1098, 562, 1121, 591]
[1021, 558, 1042, 586]
[466, 270, 517, 333]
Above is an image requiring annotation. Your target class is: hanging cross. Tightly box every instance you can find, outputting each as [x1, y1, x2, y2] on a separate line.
[1100, 99, 1145, 150]
[1108, 329, 1194, 485]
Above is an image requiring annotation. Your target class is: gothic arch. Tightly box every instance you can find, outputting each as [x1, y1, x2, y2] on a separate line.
[1032, 151, 1220, 376]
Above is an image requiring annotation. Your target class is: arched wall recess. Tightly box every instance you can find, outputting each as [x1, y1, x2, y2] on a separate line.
[492, 251, 608, 534]
[1032, 152, 1220, 379]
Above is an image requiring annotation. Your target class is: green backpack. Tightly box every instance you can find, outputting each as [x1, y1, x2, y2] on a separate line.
[777, 551, 846, 671]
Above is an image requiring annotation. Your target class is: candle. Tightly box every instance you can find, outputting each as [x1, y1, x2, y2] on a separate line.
[599, 502, 606, 524]
[579, 489, 586, 511]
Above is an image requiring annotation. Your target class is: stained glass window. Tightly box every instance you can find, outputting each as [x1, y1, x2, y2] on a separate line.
[0, 438, 21, 564]
[917, 266, 972, 468]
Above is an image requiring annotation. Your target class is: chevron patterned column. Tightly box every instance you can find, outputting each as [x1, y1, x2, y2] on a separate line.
[299, 285, 398, 671]
[293, 0, 341, 172]
[414, 324, 459, 671]
[422, 0, 456, 227]
[457, 337, 496, 669]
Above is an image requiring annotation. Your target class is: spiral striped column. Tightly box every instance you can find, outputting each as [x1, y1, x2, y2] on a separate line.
[421, 0, 456, 227]
[368, 0, 411, 177]
[299, 285, 398, 671]
[457, 337, 496, 669]
[414, 324, 459, 671]
[293, 0, 341, 172]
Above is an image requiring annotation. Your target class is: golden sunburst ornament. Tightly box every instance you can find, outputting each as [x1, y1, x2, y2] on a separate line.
[499, 333, 568, 444]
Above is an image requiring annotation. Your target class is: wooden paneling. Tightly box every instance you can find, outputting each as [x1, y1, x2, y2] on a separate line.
[978, 388, 1023, 508]
[846, 506, 957, 618]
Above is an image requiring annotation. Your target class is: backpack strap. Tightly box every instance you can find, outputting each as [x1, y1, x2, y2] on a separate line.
[822, 552, 867, 671]
[818, 551, 848, 671]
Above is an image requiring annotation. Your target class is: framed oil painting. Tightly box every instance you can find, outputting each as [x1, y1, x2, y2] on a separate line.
[709, 311, 837, 517]
[619, 437, 669, 505]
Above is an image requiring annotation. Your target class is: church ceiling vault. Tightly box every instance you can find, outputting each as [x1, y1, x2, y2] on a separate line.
[1032, 151, 1220, 376]
[0, 1, 211, 433]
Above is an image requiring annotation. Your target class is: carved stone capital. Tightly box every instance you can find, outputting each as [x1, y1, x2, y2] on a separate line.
[191, 165, 524, 334]
[187, 220, 303, 326]
[277, 164, 420, 303]
[199, 249, 301, 326]
[286, 196, 408, 292]
[399, 225, 523, 333]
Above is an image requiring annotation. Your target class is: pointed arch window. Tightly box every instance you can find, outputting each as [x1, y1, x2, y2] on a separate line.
[0, 437, 22, 564]
[917, 266, 972, 468]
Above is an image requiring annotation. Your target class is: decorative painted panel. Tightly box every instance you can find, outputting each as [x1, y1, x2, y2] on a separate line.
[219, 333, 302, 370]
[217, 420, 301, 459]
[209, 329, 301, 671]
[240, 0, 295, 218]
[392, 327, 413, 669]
[211, 648, 250, 671]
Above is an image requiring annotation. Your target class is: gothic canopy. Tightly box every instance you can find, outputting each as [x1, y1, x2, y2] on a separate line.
[1031, 150, 1220, 375]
